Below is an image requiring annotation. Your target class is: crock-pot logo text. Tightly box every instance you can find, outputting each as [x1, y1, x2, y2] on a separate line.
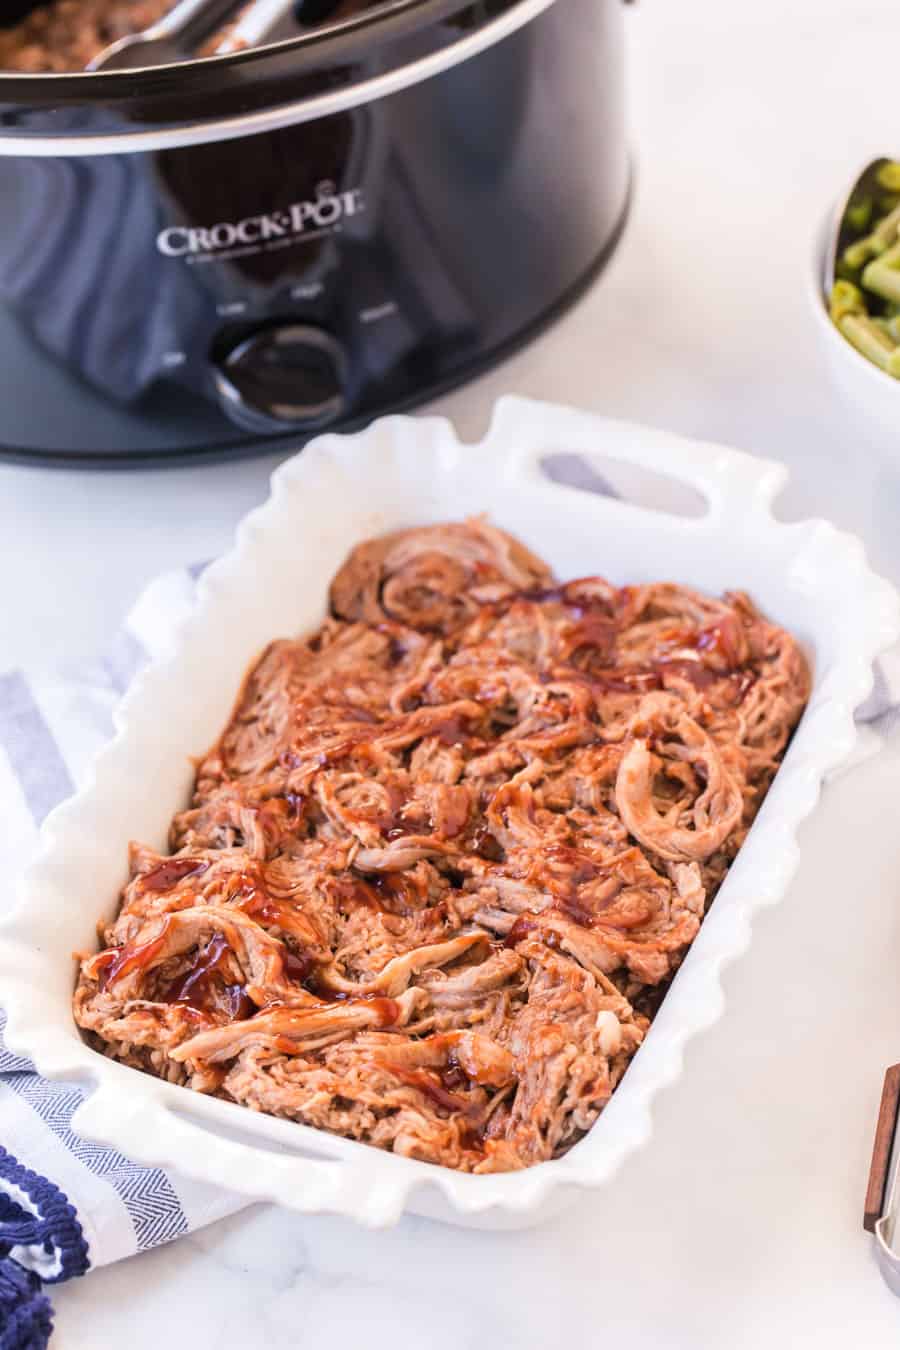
[156, 182, 365, 260]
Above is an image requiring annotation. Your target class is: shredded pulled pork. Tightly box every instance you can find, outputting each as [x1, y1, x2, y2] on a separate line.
[0, 1, 178, 72]
[73, 519, 810, 1172]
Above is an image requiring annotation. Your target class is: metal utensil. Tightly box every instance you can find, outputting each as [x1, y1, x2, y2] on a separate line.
[865, 1064, 900, 1294]
[823, 156, 891, 297]
[210, 0, 304, 53]
[88, 0, 248, 71]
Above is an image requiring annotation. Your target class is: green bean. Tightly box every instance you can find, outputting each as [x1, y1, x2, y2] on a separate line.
[844, 236, 879, 269]
[862, 243, 900, 304]
[846, 198, 873, 233]
[873, 203, 900, 247]
[838, 313, 899, 373]
[829, 279, 866, 322]
[876, 161, 900, 193]
[844, 202, 900, 269]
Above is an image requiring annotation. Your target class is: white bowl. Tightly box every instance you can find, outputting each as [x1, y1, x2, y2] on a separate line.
[810, 210, 900, 438]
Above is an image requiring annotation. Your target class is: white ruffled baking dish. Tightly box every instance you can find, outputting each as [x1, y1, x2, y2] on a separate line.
[2, 396, 898, 1231]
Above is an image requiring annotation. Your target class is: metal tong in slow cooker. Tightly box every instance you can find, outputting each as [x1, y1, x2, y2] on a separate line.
[89, 0, 299, 71]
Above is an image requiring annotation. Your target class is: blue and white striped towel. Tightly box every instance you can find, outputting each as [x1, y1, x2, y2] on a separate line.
[1, 495, 899, 1347]
[0, 564, 247, 1350]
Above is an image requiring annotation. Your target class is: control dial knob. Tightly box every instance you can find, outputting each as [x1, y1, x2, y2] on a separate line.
[213, 324, 347, 435]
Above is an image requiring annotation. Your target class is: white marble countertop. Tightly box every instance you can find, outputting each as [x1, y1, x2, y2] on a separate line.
[4, 0, 900, 1343]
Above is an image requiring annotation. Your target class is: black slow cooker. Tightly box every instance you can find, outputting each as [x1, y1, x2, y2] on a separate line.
[0, 0, 629, 464]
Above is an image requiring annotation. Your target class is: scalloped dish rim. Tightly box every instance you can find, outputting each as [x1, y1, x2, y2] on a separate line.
[2, 396, 898, 1231]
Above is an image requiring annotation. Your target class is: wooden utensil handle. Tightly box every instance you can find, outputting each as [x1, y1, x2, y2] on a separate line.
[865, 1065, 900, 1232]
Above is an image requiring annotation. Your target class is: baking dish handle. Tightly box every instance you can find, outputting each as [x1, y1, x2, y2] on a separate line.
[486, 395, 788, 527]
[73, 1089, 409, 1227]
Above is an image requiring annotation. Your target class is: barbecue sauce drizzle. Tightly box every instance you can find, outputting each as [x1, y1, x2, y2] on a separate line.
[85, 556, 791, 1170]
